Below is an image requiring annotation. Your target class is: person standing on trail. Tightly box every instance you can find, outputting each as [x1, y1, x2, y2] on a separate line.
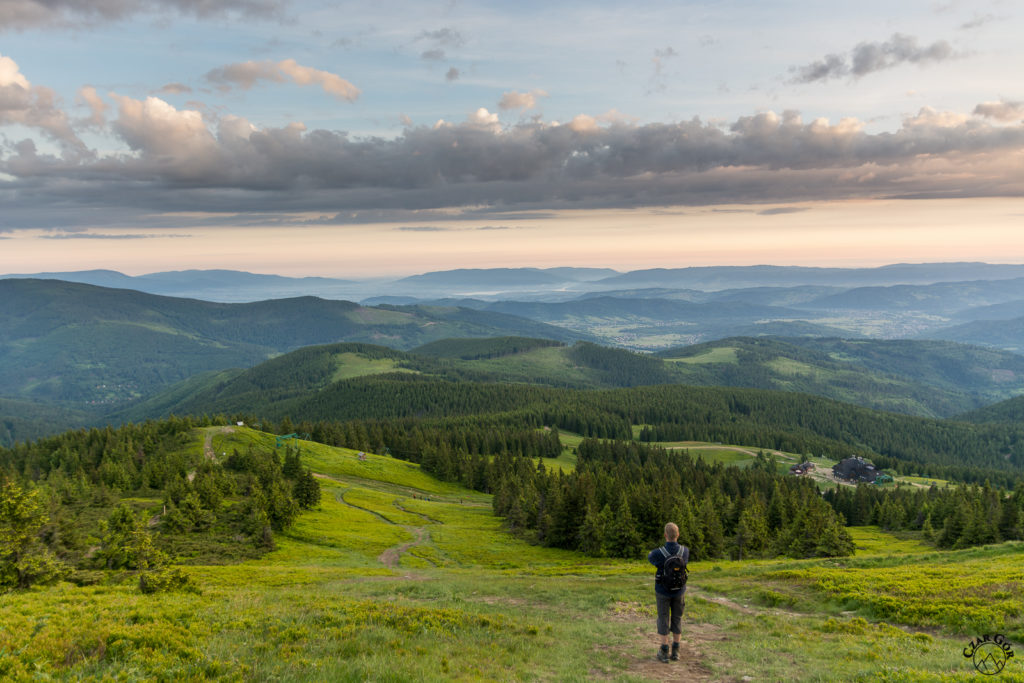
[648, 522, 689, 663]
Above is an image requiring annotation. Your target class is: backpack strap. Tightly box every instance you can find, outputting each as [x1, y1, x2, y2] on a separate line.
[658, 546, 670, 560]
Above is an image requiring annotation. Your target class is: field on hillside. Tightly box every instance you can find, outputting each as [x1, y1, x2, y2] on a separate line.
[2, 428, 1022, 681]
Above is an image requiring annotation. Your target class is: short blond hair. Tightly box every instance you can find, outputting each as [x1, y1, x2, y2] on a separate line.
[664, 522, 679, 540]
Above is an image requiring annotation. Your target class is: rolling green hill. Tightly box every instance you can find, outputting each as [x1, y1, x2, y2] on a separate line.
[125, 335, 1024, 432]
[0, 280, 588, 441]
[956, 394, 1024, 424]
[658, 337, 1024, 417]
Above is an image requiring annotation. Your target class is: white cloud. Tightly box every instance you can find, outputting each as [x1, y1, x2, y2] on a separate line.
[109, 94, 219, 173]
[466, 107, 499, 130]
[0, 53, 82, 152]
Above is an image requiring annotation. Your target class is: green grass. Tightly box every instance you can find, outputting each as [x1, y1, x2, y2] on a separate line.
[329, 352, 419, 381]
[7, 429, 1024, 681]
[665, 347, 739, 364]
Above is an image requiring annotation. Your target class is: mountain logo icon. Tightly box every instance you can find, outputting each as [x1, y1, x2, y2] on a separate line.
[963, 634, 1014, 675]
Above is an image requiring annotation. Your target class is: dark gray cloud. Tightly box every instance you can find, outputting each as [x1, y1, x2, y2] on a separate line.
[39, 232, 190, 239]
[156, 82, 193, 95]
[445, 67, 460, 82]
[757, 207, 810, 216]
[418, 28, 466, 48]
[420, 48, 446, 61]
[2, 102, 1024, 228]
[790, 33, 957, 83]
[974, 100, 1024, 122]
[0, 0, 286, 31]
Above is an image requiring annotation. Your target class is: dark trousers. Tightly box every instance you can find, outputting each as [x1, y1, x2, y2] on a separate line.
[655, 593, 684, 636]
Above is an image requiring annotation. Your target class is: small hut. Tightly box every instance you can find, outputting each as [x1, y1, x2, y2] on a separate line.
[832, 456, 878, 483]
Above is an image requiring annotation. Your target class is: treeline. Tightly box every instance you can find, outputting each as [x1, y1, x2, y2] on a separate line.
[0, 416, 319, 589]
[257, 414, 852, 560]
[215, 377, 1024, 486]
[251, 405, 1024, 557]
[825, 481, 1024, 548]
[413, 336, 564, 360]
[492, 440, 854, 560]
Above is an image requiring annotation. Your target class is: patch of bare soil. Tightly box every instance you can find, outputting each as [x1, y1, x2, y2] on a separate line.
[203, 426, 235, 461]
[595, 601, 725, 682]
[377, 526, 428, 568]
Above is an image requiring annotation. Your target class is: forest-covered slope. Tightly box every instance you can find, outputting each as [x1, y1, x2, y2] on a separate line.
[0, 280, 587, 438]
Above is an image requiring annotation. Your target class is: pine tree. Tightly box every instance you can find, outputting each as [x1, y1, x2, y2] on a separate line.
[293, 469, 321, 509]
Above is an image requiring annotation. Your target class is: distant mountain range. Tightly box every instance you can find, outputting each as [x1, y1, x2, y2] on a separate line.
[7, 262, 1024, 444]
[8, 261, 1024, 304]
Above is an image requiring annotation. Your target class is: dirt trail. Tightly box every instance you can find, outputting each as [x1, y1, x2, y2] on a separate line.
[602, 601, 720, 682]
[377, 526, 430, 568]
[203, 426, 235, 461]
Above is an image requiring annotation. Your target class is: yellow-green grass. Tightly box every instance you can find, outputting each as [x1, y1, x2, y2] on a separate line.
[329, 352, 419, 381]
[664, 346, 739, 364]
[847, 526, 933, 556]
[8, 429, 1024, 681]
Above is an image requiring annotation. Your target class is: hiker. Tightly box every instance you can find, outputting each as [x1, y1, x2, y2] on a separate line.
[647, 522, 689, 663]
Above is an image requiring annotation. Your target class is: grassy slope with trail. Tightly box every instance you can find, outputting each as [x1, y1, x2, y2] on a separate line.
[3, 427, 1022, 681]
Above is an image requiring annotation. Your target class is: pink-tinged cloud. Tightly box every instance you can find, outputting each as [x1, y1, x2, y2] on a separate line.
[498, 90, 548, 111]
[206, 59, 360, 101]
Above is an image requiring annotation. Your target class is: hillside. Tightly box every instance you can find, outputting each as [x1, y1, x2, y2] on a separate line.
[659, 337, 1024, 417]
[2, 423, 1023, 680]
[922, 315, 1024, 352]
[124, 336, 1024, 432]
[129, 352, 1024, 486]
[956, 394, 1024, 424]
[0, 280, 586, 440]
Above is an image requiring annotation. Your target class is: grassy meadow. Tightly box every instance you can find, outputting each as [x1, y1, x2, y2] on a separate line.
[2, 427, 1022, 681]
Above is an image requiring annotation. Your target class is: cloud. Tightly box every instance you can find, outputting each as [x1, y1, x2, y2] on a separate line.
[0, 53, 84, 153]
[757, 207, 810, 216]
[789, 33, 957, 83]
[960, 14, 1000, 30]
[974, 100, 1024, 122]
[0, 0, 286, 31]
[396, 226, 450, 232]
[157, 82, 193, 95]
[445, 67, 460, 82]
[418, 28, 465, 48]
[4, 101, 1024, 227]
[39, 232, 189, 239]
[206, 59, 360, 101]
[498, 90, 548, 111]
[76, 86, 107, 127]
[420, 48, 445, 61]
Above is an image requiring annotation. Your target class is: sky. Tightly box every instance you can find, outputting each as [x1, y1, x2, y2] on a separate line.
[0, 0, 1022, 277]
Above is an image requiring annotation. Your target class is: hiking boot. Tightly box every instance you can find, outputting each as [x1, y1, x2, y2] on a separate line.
[671, 643, 680, 661]
[656, 646, 670, 663]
